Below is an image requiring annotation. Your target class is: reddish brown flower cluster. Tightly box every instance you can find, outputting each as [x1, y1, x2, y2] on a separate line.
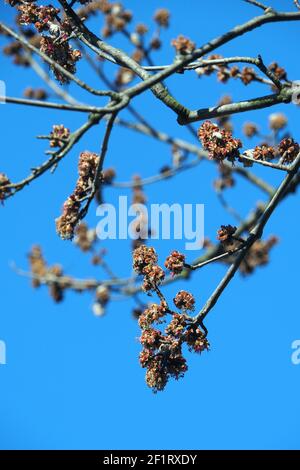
[139, 325, 188, 392]
[154, 8, 170, 27]
[252, 144, 276, 161]
[40, 37, 81, 84]
[2, 30, 40, 67]
[198, 121, 242, 162]
[144, 348, 188, 393]
[165, 313, 186, 337]
[269, 113, 287, 131]
[55, 196, 81, 241]
[240, 67, 256, 85]
[28, 245, 47, 288]
[214, 164, 235, 192]
[138, 303, 166, 329]
[243, 122, 259, 138]
[268, 62, 287, 81]
[142, 265, 165, 292]
[171, 35, 195, 55]
[3, 40, 29, 66]
[278, 137, 300, 164]
[133, 244, 157, 274]
[140, 327, 164, 349]
[102, 167, 116, 184]
[217, 224, 237, 243]
[138, 306, 209, 392]
[77, 0, 112, 19]
[97, 2, 132, 37]
[24, 87, 48, 100]
[28, 245, 65, 302]
[164, 250, 185, 275]
[240, 236, 278, 275]
[186, 328, 210, 353]
[17, 3, 60, 33]
[49, 124, 70, 148]
[132, 245, 165, 292]
[173, 290, 195, 311]
[56, 151, 99, 240]
[132, 246, 209, 391]
[239, 142, 277, 167]
[215, 95, 233, 132]
[48, 264, 64, 302]
[0, 173, 11, 201]
[150, 36, 161, 50]
[195, 54, 221, 77]
[135, 23, 148, 35]
[74, 222, 97, 252]
[132, 175, 146, 203]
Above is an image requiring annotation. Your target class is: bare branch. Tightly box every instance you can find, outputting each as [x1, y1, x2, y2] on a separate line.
[193, 152, 300, 325]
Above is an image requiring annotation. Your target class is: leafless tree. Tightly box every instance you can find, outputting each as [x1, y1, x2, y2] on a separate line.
[1, 0, 300, 392]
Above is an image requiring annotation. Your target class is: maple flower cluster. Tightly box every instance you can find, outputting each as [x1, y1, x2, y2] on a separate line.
[133, 245, 209, 392]
[76, 0, 133, 38]
[28, 245, 67, 302]
[217, 224, 237, 244]
[199, 119, 299, 168]
[56, 151, 99, 240]
[240, 236, 279, 275]
[278, 138, 300, 164]
[24, 86, 48, 100]
[132, 245, 164, 292]
[198, 121, 242, 162]
[164, 250, 186, 275]
[154, 8, 170, 27]
[171, 35, 195, 55]
[40, 36, 81, 84]
[49, 124, 70, 148]
[2, 27, 40, 67]
[17, 3, 60, 33]
[5, 1, 82, 83]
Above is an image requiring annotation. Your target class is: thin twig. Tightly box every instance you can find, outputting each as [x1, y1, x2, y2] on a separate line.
[241, 153, 292, 171]
[0, 95, 129, 114]
[185, 244, 246, 271]
[243, 0, 274, 12]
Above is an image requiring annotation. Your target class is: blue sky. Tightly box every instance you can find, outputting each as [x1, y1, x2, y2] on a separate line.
[0, 0, 299, 450]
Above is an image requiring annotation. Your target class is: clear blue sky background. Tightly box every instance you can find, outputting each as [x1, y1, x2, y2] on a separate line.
[0, 0, 299, 450]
